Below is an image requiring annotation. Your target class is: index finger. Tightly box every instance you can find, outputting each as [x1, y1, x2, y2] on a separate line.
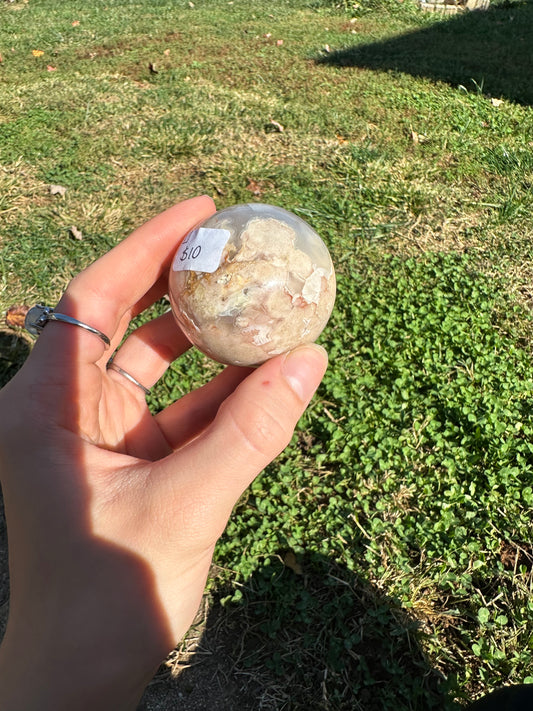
[41, 196, 215, 364]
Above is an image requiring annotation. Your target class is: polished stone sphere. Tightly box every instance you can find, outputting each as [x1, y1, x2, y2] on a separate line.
[169, 203, 336, 366]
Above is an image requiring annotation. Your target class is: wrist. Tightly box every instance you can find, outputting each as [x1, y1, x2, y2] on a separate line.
[0, 626, 152, 711]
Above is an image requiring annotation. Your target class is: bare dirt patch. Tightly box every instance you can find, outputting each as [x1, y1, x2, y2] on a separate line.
[139, 596, 275, 711]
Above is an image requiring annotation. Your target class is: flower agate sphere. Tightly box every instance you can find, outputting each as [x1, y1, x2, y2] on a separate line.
[168, 203, 336, 366]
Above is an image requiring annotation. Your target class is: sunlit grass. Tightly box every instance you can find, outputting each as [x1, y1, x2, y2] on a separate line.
[2, 0, 533, 708]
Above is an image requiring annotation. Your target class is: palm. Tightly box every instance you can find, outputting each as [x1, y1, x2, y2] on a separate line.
[98, 374, 168, 459]
[75, 346, 247, 463]
[43, 198, 217, 459]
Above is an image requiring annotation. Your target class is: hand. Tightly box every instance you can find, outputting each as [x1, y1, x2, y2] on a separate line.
[0, 196, 328, 711]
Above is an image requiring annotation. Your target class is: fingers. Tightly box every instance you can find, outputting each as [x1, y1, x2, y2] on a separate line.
[106, 311, 191, 393]
[67, 196, 215, 334]
[154, 365, 252, 448]
[35, 196, 215, 366]
[154, 344, 328, 534]
[206, 345, 328, 489]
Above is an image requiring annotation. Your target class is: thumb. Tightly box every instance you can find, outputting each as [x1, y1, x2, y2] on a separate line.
[165, 344, 328, 517]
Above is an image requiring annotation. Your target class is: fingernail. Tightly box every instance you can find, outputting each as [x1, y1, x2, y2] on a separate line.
[282, 344, 328, 402]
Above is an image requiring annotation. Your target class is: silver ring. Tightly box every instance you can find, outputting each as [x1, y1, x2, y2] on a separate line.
[25, 304, 111, 348]
[106, 360, 150, 396]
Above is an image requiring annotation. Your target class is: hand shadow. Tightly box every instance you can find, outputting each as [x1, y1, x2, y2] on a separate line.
[317, 2, 533, 106]
[0, 320, 176, 706]
[0, 331, 31, 634]
[140, 553, 461, 711]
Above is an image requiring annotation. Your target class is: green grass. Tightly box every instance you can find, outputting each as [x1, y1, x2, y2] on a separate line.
[2, 0, 533, 708]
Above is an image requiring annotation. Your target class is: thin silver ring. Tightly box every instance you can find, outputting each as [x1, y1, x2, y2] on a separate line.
[106, 360, 150, 396]
[25, 304, 111, 348]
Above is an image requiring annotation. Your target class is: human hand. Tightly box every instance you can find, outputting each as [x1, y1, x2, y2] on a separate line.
[0, 196, 328, 711]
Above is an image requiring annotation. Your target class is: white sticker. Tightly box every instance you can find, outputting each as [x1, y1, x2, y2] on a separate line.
[172, 227, 231, 273]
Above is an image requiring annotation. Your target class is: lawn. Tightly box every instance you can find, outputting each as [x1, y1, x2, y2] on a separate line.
[1, 0, 533, 708]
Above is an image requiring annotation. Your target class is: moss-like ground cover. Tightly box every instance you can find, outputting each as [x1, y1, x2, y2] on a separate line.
[2, 0, 533, 707]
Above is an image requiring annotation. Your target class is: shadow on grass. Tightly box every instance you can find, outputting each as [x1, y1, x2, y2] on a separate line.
[0, 333, 458, 709]
[0, 332, 30, 390]
[317, 1, 533, 106]
[141, 554, 461, 711]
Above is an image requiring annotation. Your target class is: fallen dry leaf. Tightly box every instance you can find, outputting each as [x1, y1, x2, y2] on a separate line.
[5, 305, 29, 329]
[410, 129, 428, 144]
[47, 65, 57, 72]
[269, 118, 284, 133]
[70, 225, 83, 240]
[49, 184, 67, 196]
[283, 551, 303, 575]
[163, 48, 170, 56]
[245, 179, 264, 196]
[500, 540, 533, 571]
[72, 20, 80, 26]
